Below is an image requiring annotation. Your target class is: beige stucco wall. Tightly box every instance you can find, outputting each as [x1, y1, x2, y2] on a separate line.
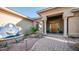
[39, 20, 44, 33]
[68, 16, 79, 37]
[39, 7, 72, 17]
[33, 21, 38, 27]
[0, 10, 32, 34]
[63, 8, 79, 37]
[16, 19, 32, 34]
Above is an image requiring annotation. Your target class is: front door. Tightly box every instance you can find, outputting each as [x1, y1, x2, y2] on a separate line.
[50, 23, 58, 33]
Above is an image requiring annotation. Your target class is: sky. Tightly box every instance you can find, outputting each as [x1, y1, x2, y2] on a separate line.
[9, 7, 46, 18]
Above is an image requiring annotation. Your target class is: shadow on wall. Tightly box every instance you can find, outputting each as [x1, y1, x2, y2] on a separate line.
[16, 19, 32, 35]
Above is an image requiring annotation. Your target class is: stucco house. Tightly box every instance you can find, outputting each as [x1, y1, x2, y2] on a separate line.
[35, 7, 79, 37]
[0, 7, 33, 35]
[1, 7, 79, 37]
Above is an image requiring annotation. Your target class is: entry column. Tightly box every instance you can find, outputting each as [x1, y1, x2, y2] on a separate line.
[43, 16, 47, 35]
[63, 17, 68, 37]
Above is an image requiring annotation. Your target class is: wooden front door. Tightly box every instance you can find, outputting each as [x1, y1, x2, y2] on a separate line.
[50, 23, 58, 33]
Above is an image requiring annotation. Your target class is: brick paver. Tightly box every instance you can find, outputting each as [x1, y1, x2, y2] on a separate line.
[30, 36, 79, 51]
[1, 34, 79, 51]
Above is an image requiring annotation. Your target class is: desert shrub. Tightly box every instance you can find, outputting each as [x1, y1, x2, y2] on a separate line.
[30, 26, 38, 34]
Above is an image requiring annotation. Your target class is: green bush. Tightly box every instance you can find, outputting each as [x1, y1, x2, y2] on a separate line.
[30, 26, 37, 34]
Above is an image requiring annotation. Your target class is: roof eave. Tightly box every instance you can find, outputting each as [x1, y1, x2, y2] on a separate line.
[71, 8, 79, 13]
[0, 7, 28, 19]
[37, 7, 56, 14]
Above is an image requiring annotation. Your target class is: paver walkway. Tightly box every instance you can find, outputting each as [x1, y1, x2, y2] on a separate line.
[30, 36, 79, 51]
[1, 35, 79, 51]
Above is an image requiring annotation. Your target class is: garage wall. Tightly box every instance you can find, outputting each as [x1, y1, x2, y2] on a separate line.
[16, 19, 32, 34]
[0, 10, 32, 34]
[68, 17, 79, 37]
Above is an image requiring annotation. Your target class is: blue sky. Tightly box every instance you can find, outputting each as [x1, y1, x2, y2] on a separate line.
[9, 7, 46, 18]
